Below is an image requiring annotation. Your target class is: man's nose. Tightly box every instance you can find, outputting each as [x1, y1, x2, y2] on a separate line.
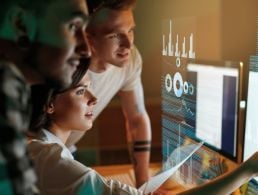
[120, 34, 133, 49]
[76, 30, 92, 58]
[86, 90, 97, 106]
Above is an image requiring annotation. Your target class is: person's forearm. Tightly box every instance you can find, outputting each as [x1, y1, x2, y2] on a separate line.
[132, 150, 151, 188]
[178, 161, 253, 195]
[126, 113, 152, 188]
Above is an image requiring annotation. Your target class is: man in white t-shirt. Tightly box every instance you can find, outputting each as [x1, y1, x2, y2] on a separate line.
[67, 0, 152, 188]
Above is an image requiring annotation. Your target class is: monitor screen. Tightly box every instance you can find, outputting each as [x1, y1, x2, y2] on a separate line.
[162, 61, 243, 185]
[243, 55, 258, 183]
[187, 63, 239, 157]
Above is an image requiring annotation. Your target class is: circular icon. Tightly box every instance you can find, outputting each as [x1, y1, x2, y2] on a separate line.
[165, 74, 172, 92]
[189, 83, 194, 95]
[184, 81, 189, 94]
[173, 72, 183, 97]
[176, 57, 181, 68]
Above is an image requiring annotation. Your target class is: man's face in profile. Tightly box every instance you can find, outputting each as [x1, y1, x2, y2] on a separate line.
[31, 0, 91, 89]
[88, 8, 135, 68]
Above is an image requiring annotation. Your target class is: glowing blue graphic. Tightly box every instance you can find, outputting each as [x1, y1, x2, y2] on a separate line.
[165, 73, 173, 92]
[188, 84, 194, 95]
[173, 72, 184, 97]
[162, 118, 221, 185]
[182, 99, 194, 116]
[162, 75, 195, 120]
[184, 82, 189, 94]
[175, 35, 181, 57]
[164, 73, 195, 97]
[181, 37, 187, 58]
[189, 34, 196, 59]
[176, 57, 181, 67]
[162, 20, 196, 59]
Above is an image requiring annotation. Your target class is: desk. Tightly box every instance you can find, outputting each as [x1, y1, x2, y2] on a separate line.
[92, 163, 187, 194]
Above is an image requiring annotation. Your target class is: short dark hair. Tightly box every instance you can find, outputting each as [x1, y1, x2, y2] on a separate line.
[0, 0, 55, 26]
[86, 0, 136, 35]
[0, 1, 14, 25]
[29, 58, 90, 133]
[87, 0, 136, 14]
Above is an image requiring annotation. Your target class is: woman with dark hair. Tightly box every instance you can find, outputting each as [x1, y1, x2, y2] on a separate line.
[28, 63, 148, 195]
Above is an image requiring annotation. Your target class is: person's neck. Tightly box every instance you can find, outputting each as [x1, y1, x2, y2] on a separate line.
[17, 65, 45, 85]
[0, 39, 23, 67]
[0, 39, 44, 85]
[89, 57, 111, 73]
[48, 124, 71, 144]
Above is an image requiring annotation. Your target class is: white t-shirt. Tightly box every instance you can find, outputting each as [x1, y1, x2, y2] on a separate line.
[88, 46, 143, 119]
[28, 130, 143, 195]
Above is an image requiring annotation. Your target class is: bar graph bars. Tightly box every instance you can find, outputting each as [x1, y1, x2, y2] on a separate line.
[162, 20, 196, 59]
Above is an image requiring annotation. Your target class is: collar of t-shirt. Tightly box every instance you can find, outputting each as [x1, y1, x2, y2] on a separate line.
[41, 129, 74, 160]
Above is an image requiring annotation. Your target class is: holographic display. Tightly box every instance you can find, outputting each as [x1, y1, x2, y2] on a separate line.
[162, 18, 241, 186]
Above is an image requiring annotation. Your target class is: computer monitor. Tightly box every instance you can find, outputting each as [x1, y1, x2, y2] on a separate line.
[162, 60, 243, 184]
[243, 55, 258, 183]
[186, 62, 241, 158]
[162, 61, 243, 156]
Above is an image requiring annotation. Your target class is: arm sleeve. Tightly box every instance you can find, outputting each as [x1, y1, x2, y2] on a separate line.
[0, 64, 36, 195]
[29, 141, 143, 195]
[78, 171, 144, 195]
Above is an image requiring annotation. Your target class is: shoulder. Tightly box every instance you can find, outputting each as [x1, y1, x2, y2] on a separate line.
[28, 140, 96, 193]
[0, 60, 29, 97]
[0, 60, 30, 131]
[28, 139, 91, 174]
[0, 60, 26, 83]
[28, 140, 64, 163]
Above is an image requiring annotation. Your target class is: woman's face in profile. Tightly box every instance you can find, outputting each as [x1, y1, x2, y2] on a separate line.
[49, 74, 97, 132]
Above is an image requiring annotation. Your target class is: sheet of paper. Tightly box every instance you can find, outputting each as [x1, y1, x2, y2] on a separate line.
[139, 142, 203, 194]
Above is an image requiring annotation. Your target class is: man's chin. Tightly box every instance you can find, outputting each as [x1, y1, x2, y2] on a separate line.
[112, 59, 130, 68]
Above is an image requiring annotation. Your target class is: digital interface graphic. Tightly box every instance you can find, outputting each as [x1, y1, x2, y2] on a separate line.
[161, 18, 240, 186]
[162, 20, 196, 59]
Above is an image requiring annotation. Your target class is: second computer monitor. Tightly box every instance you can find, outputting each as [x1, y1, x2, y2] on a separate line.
[243, 56, 258, 183]
[187, 62, 241, 158]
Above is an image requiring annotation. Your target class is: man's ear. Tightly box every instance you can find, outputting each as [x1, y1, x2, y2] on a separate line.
[86, 32, 94, 44]
[46, 102, 55, 114]
[85, 32, 97, 53]
[7, 6, 36, 42]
